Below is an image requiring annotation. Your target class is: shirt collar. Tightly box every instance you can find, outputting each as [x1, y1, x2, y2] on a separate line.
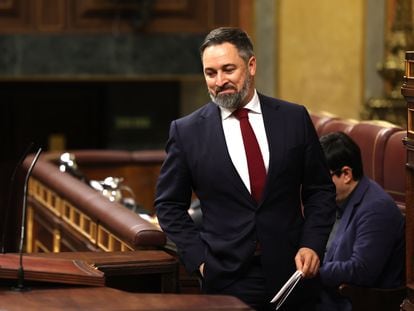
[220, 90, 260, 120]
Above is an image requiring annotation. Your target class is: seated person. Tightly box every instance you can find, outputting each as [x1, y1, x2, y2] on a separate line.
[316, 131, 405, 311]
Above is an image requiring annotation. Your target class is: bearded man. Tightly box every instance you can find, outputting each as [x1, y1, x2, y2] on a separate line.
[155, 27, 336, 311]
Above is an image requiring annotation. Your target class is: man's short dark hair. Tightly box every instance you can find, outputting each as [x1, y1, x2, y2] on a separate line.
[319, 131, 364, 180]
[199, 27, 254, 62]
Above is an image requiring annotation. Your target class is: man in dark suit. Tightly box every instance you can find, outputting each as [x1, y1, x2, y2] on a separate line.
[317, 132, 405, 311]
[155, 27, 336, 310]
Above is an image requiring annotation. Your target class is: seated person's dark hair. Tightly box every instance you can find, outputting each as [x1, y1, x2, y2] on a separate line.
[319, 131, 364, 180]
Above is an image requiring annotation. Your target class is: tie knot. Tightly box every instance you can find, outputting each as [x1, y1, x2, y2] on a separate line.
[233, 108, 249, 120]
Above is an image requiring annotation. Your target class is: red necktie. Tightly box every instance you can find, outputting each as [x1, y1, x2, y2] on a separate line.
[233, 108, 266, 203]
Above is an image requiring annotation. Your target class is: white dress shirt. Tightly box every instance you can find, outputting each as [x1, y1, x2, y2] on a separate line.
[219, 90, 269, 193]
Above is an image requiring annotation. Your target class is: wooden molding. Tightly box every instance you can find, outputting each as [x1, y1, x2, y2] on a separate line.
[0, 0, 252, 33]
[70, 0, 208, 33]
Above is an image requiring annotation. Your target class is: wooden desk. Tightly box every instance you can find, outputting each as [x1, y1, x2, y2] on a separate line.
[0, 286, 252, 310]
[28, 250, 178, 293]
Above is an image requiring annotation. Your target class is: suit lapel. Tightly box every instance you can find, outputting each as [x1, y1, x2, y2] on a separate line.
[325, 177, 370, 260]
[336, 177, 369, 233]
[199, 103, 254, 204]
[259, 95, 284, 203]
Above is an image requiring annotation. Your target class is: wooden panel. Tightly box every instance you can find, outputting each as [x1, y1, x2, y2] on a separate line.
[35, 0, 66, 31]
[0, 0, 32, 30]
[211, 0, 238, 28]
[74, 0, 190, 14]
[0, 0, 251, 33]
[149, 0, 208, 32]
[0, 0, 15, 9]
[237, 0, 254, 34]
[69, 0, 239, 33]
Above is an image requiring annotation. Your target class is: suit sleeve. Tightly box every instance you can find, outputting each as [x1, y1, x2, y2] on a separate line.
[300, 108, 336, 259]
[155, 120, 205, 273]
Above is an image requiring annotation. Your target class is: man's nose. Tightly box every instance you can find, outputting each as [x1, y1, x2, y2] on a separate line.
[215, 72, 227, 87]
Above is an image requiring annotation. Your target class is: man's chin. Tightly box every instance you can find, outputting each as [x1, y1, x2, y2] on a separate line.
[214, 100, 239, 110]
[210, 92, 242, 109]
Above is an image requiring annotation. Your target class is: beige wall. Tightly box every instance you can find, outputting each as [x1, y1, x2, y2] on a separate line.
[276, 0, 365, 119]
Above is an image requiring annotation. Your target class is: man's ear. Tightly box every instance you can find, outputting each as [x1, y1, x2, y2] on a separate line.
[248, 56, 256, 75]
[342, 166, 354, 184]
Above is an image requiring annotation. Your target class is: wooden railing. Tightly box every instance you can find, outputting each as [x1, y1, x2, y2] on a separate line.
[22, 150, 166, 253]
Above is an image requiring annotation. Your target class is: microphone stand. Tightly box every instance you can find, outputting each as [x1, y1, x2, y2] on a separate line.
[1, 142, 34, 254]
[12, 147, 42, 292]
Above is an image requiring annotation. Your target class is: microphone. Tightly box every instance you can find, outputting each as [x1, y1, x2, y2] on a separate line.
[1, 142, 34, 254]
[12, 147, 42, 292]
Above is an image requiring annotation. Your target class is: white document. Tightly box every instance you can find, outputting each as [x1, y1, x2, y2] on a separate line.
[270, 270, 303, 310]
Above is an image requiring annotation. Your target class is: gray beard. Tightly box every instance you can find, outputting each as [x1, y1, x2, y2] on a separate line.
[209, 92, 243, 109]
[210, 75, 251, 110]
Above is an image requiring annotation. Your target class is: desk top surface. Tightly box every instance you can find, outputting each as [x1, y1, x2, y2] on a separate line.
[0, 286, 252, 310]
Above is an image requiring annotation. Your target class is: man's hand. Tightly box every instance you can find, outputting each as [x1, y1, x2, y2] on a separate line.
[294, 247, 320, 278]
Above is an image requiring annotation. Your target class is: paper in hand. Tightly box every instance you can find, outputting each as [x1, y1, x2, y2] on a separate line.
[270, 270, 303, 310]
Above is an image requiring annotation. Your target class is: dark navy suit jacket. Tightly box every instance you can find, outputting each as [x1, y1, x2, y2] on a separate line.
[155, 93, 336, 296]
[318, 176, 405, 310]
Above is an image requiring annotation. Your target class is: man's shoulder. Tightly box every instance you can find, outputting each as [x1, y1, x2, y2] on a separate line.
[258, 93, 307, 113]
[258, 92, 298, 105]
[366, 178, 395, 200]
[358, 177, 402, 216]
[175, 102, 218, 125]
